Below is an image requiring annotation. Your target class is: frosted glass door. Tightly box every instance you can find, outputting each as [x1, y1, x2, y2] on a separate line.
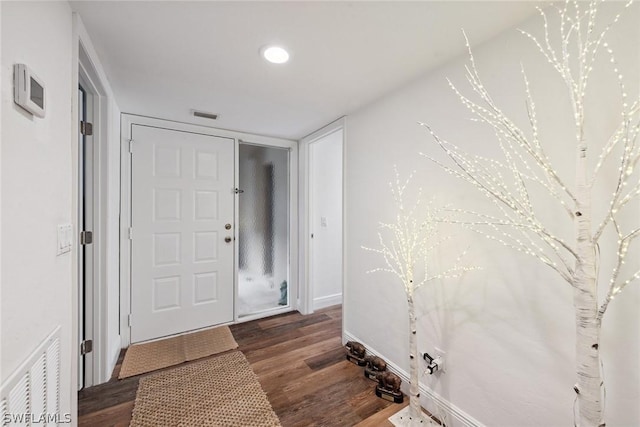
[238, 144, 290, 317]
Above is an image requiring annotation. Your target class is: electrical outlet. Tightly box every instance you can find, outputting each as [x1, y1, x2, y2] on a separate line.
[434, 347, 446, 373]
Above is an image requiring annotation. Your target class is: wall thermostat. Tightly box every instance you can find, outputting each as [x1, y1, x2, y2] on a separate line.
[14, 64, 46, 118]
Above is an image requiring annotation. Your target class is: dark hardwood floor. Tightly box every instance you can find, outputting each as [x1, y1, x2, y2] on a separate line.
[78, 305, 400, 426]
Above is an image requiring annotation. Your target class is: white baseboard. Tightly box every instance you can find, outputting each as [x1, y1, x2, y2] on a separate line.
[344, 330, 484, 427]
[106, 334, 121, 382]
[313, 293, 342, 310]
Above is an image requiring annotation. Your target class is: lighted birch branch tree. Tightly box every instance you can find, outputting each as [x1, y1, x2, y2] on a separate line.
[420, 2, 639, 426]
[363, 169, 474, 426]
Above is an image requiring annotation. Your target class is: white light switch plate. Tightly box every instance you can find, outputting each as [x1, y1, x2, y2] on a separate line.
[321, 217, 328, 227]
[57, 224, 72, 255]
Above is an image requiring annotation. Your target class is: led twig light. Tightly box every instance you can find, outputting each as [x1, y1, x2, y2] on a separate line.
[363, 167, 476, 425]
[421, 1, 638, 426]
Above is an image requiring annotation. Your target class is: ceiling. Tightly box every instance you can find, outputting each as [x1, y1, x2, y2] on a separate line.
[70, 1, 542, 140]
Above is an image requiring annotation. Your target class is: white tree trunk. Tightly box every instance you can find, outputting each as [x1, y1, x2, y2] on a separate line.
[573, 295, 603, 427]
[407, 294, 425, 425]
[574, 149, 603, 427]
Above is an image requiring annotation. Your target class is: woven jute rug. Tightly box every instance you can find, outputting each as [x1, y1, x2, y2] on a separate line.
[119, 326, 238, 379]
[130, 351, 281, 427]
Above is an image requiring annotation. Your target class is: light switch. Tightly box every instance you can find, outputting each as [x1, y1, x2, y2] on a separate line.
[321, 217, 328, 227]
[57, 223, 73, 255]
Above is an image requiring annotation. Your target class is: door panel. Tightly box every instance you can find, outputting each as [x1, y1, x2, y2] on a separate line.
[310, 130, 343, 311]
[78, 86, 85, 390]
[78, 84, 95, 388]
[237, 144, 290, 317]
[131, 125, 234, 343]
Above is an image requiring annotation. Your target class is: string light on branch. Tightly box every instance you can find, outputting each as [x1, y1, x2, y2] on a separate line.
[362, 167, 478, 423]
[422, 1, 639, 425]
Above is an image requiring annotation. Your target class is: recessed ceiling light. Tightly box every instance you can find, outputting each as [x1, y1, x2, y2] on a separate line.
[262, 46, 290, 64]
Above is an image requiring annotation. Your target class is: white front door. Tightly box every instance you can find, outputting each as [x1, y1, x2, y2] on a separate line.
[130, 125, 235, 343]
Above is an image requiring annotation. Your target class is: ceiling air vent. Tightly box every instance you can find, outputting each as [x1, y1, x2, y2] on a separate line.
[192, 110, 218, 120]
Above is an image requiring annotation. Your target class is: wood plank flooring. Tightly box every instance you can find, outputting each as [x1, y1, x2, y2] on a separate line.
[78, 305, 402, 426]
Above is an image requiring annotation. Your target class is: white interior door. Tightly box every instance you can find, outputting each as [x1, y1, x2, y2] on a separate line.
[309, 129, 343, 311]
[78, 82, 95, 388]
[77, 86, 85, 389]
[130, 125, 235, 343]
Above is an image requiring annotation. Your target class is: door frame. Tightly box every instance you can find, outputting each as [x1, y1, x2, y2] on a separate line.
[76, 40, 110, 387]
[298, 117, 346, 315]
[77, 81, 95, 390]
[119, 114, 298, 346]
[234, 138, 299, 323]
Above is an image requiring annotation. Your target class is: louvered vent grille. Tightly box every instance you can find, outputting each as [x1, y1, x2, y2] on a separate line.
[1, 327, 61, 427]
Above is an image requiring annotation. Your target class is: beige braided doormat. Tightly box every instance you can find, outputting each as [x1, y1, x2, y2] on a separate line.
[119, 326, 238, 379]
[130, 351, 281, 427]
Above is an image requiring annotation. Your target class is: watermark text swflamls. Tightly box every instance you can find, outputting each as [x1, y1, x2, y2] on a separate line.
[2, 412, 72, 424]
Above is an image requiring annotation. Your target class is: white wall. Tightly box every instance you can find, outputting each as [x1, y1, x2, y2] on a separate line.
[1, 7, 122, 421]
[345, 4, 639, 427]
[311, 129, 343, 310]
[106, 97, 121, 377]
[1, 0, 75, 417]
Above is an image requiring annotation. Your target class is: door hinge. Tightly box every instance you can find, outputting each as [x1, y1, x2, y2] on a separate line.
[128, 227, 133, 240]
[128, 314, 133, 327]
[80, 230, 93, 245]
[80, 339, 93, 355]
[128, 139, 134, 154]
[80, 121, 93, 136]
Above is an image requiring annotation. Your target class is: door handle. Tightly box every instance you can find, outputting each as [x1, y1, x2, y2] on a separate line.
[224, 236, 232, 243]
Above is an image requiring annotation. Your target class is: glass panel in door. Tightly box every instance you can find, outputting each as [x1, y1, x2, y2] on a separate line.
[238, 144, 290, 317]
